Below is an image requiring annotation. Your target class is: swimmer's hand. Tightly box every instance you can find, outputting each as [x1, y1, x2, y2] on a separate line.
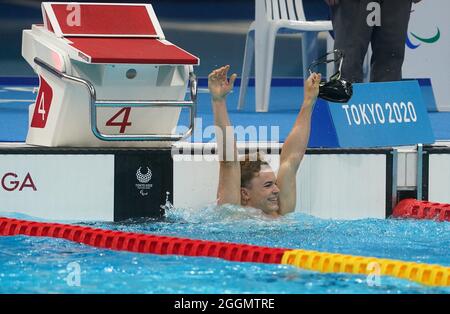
[208, 65, 237, 102]
[304, 72, 321, 105]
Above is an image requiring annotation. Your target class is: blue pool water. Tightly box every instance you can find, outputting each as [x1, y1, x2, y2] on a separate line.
[0, 205, 449, 294]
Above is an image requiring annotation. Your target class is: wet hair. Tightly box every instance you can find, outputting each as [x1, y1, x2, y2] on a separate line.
[240, 153, 269, 188]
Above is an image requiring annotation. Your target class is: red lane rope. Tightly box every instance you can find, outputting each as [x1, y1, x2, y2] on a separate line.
[0, 217, 287, 263]
[393, 199, 450, 222]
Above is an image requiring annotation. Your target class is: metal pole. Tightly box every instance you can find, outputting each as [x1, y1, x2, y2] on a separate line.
[417, 143, 423, 200]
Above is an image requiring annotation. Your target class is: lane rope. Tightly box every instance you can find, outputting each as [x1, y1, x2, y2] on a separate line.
[0, 216, 449, 287]
[281, 249, 449, 287]
[393, 199, 450, 222]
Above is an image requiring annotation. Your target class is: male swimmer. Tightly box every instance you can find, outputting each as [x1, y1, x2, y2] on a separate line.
[208, 65, 321, 217]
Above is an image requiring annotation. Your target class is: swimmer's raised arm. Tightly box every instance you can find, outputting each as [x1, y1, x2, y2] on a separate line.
[208, 65, 240, 205]
[276, 73, 321, 215]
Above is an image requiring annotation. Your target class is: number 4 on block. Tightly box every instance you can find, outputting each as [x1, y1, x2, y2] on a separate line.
[106, 107, 132, 133]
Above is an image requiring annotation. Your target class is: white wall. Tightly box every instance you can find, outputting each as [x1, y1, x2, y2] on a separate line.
[173, 151, 389, 219]
[403, 0, 450, 111]
[297, 154, 387, 219]
[428, 154, 450, 203]
[0, 154, 114, 221]
[397, 148, 417, 189]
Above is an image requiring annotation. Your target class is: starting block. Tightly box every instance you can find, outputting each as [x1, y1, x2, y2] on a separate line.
[22, 2, 199, 147]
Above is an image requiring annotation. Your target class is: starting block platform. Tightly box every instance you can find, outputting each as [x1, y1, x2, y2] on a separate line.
[22, 2, 199, 147]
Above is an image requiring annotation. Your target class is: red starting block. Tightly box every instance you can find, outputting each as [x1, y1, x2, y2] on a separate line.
[22, 2, 199, 147]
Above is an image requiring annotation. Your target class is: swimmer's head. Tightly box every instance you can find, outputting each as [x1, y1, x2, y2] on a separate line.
[240, 153, 280, 215]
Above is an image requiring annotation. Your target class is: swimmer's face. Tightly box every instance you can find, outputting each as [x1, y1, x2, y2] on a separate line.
[241, 165, 280, 215]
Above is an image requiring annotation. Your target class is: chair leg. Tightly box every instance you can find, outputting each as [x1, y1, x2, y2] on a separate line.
[238, 29, 255, 111]
[255, 26, 277, 112]
[301, 32, 319, 79]
[326, 31, 334, 79]
[363, 44, 372, 82]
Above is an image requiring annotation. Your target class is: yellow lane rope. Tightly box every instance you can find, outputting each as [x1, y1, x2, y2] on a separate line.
[282, 249, 450, 287]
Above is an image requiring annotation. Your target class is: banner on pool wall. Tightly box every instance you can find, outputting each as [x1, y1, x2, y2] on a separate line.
[403, 0, 450, 111]
[309, 81, 435, 148]
[0, 154, 115, 221]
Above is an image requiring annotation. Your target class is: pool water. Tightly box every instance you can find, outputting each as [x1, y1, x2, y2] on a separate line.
[0, 205, 449, 294]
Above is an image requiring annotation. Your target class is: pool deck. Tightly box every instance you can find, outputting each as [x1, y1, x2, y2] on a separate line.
[0, 78, 449, 144]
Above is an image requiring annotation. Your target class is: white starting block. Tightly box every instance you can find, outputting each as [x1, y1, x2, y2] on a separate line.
[22, 2, 199, 147]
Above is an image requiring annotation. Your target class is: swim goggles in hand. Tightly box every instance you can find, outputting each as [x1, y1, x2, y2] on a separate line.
[308, 49, 353, 103]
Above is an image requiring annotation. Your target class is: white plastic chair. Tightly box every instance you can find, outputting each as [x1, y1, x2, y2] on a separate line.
[238, 0, 333, 112]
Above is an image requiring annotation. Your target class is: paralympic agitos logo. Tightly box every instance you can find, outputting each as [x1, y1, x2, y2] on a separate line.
[406, 27, 440, 49]
[1, 172, 37, 192]
[406, 9, 440, 50]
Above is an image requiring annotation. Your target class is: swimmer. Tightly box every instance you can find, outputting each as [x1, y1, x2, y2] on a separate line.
[208, 65, 321, 217]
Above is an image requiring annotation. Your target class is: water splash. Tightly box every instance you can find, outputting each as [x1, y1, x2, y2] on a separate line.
[160, 191, 175, 212]
[164, 202, 289, 225]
